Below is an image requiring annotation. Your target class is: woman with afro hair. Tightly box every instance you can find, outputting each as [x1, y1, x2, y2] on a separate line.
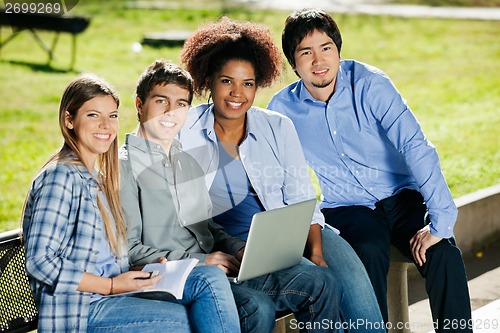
[179, 17, 380, 333]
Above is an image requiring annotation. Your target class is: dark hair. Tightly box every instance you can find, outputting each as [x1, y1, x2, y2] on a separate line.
[180, 16, 283, 98]
[282, 9, 342, 68]
[135, 59, 194, 107]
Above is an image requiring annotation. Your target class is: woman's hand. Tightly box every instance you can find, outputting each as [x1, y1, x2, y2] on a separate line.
[309, 254, 328, 267]
[111, 271, 161, 294]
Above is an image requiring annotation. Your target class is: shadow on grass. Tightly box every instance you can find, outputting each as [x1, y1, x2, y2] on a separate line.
[0, 59, 79, 74]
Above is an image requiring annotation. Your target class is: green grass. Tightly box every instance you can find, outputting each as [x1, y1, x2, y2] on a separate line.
[1, 1, 499, 231]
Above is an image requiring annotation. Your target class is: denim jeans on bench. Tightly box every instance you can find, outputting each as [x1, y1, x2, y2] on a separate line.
[87, 265, 240, 333]
[231, 263, 341, 333]
[320, 226, 385, 332]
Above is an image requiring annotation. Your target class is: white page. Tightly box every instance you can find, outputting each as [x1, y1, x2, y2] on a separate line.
[142, 258, 199, 299]
[105, 258, 199, 300]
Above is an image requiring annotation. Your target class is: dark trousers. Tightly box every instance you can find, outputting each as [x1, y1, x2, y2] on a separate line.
[322, 189, 472, 333]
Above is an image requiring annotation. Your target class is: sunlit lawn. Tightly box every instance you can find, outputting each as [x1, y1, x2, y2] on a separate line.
[1, 0, 499, 230]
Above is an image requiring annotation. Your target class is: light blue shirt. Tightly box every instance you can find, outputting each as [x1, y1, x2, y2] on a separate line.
[91, 192, 122, 303]
[210, 140, 265, 240]
[178, 103, 325, 228]
[268, 59, 457, 238]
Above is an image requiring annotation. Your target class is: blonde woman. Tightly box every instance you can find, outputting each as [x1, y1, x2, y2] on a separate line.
[21, 74, 194, 332]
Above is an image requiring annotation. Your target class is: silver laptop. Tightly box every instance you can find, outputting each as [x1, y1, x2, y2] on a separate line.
[228, 199, 317, 284]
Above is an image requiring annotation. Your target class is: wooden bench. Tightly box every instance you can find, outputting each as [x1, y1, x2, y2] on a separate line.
[0, 227, 297, 333]
[0, 229, 38, 333]
[273, 311, 297, 333]
[0, 9, 90, 69]
[0, 228, 294, 333]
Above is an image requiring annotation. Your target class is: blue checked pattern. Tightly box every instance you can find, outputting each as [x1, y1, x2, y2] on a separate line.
[22, 158, 127, 332]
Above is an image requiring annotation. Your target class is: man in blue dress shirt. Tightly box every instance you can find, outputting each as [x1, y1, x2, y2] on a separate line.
[268, 8, 472, 332]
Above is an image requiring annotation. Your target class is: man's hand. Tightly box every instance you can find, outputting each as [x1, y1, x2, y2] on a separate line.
[410, 225, 442, 266]
[236, 247, 245, 262]
[155, 256, 167, 264]
[206, 251, 241, 275]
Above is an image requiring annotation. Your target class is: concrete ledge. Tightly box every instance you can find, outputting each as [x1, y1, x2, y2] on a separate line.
[468, 299, 500, 333]
[454, 184, 500, 254]
[405, 183, 500, 281]
[389, 184, 500, 332]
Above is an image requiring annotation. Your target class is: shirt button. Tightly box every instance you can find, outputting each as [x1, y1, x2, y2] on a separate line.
[340, 153, 345, 157]
[333, 130, 337, 135]
[240, 154, 246, 159]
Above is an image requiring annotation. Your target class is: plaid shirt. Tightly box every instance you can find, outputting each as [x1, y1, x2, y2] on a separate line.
[22, 158, 127, 332]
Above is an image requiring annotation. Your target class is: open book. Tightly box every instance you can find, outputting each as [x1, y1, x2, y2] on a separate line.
[109, 258, 199, 300]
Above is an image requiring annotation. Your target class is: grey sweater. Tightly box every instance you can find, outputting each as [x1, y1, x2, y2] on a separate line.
[119, 134, 246, 266]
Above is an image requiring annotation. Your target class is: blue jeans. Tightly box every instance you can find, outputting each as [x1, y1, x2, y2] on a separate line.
[320, 226, 385, 332]
[88, 266, 240, 333]
[231, 264, 340, 333]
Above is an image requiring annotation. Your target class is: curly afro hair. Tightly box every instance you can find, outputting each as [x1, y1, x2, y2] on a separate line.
[180, 17, 283, 98]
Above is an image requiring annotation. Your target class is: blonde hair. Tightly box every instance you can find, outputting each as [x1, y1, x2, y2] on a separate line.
[22, 74, 126, 256]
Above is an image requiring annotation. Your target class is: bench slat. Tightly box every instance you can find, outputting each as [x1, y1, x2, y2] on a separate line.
[0, 10, 90, 34]
[0, 230, 38, 333]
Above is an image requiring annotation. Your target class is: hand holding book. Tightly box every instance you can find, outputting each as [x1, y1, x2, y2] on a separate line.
[107, 258, 199, 300]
